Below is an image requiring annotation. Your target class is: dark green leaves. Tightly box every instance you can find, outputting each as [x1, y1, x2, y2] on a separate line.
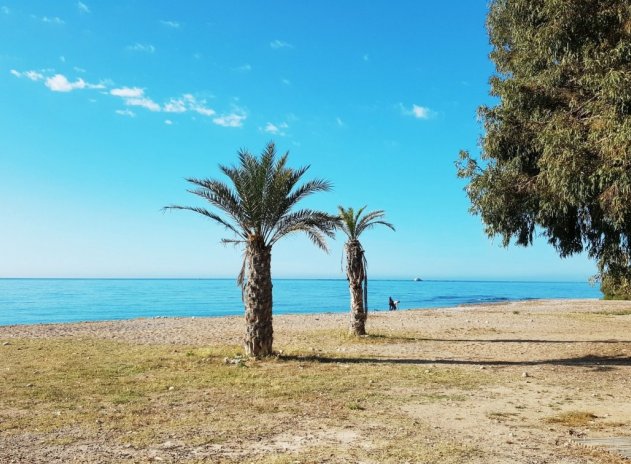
[457, 0, 631, 294]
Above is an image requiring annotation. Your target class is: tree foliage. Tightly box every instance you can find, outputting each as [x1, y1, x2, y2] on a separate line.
[457, 0, 631, 297]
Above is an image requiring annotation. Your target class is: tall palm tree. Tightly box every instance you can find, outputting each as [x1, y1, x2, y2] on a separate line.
[165, 142, 337, 357]
[338, 206, 395, 336]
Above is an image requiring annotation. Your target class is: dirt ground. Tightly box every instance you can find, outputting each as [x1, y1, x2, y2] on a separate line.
[1, 299, 630, 463]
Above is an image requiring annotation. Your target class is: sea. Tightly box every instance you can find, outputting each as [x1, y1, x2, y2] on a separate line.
[0, 278, 602, 326]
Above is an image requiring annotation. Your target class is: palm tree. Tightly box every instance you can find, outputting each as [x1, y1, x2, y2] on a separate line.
[165, 142, 337, 357]
[337, 206, 395, 336]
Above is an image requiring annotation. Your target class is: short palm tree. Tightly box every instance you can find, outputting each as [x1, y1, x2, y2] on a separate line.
[338, 206, 395, 336]
[165, 142, 337, 357]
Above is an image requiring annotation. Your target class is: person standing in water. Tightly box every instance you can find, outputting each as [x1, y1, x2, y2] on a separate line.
[388, 297, 398, 311]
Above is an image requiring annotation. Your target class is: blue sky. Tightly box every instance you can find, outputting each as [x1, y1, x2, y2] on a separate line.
[0, 1, 595, 280]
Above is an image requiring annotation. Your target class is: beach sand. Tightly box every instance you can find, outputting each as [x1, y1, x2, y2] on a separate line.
[1, 299, 631, 463]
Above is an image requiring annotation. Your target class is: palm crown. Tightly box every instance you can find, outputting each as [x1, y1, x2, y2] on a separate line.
[165, 142, 337, 284]
[337, 206, 395, 240]
[166, 143, 336, 246]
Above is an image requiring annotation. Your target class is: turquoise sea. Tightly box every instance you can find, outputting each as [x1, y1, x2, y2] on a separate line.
[0, 279, 602, 326]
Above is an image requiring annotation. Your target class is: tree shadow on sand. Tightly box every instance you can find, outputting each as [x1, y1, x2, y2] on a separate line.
[278, 353, 631, 368]
[356, 333, 631, 344]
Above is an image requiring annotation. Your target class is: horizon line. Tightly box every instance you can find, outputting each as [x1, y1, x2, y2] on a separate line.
[0, 277, 594, 284]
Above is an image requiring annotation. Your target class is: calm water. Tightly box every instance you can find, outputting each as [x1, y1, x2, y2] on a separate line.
[0, 279, 601, 326]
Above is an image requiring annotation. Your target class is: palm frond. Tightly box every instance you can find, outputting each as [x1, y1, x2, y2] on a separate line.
[163, 205, 245, 239]
[356, 210, 396, 236]
[262, 177, 333, 242]
[354, 205, 367, 226]
[221, 238, 245, 247]
[337, 206, 357, 239]
[337, 206, 395, 239]
[269, 209, 337, 249]
[285, 178, 333, 210]
[304, 229, 330, 251]
[237, 249, 247, 294]
[185, 178, 247, 226]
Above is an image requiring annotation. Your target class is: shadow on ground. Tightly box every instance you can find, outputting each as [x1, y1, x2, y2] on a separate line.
[363, 334, 631, 344]
[279, 354, 631, 368]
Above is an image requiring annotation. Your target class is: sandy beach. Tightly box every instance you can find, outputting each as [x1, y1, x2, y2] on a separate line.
[2, 298, 631, 463]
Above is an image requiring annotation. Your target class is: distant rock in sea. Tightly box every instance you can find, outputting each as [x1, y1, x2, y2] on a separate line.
[413, 277, 423, 282]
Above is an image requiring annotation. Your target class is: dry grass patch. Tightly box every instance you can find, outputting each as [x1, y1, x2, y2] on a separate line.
[280, 328, 425, 354]
[595, 309, 631, 316]
[566, 308, 631, 321]
[546, 410, 598, 427]
[487, 411, 519, 421]
[1, 337, 490, 462]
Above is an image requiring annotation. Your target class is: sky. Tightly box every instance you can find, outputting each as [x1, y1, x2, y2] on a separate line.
[0, 1, 596, 281]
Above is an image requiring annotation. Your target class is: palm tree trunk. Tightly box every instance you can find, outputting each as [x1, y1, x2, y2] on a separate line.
[243, 239, 274, 357]
[346, 240, 366, 336]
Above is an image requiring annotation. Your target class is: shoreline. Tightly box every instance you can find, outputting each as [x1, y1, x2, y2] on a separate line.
[0, 297, 603, 329]
[0, 298, 619, 347]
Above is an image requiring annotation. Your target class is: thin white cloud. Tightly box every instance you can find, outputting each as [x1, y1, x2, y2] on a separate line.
[25, 71, 44, 81]
[234, 64, 252, 73]
[12, 65, 245, 128]
[164, 94, 215, 116]
[160, 20, 180, 28]
[45, 74, 103, 92]
[1, 6, 10, 14]
[163, 98, 187, 113]
[39, 16, 65, 25]
[412, 105, 430, 119]
[192, 106, 215, 116]
[10, 69, 45, 81]
[115, 109, 135, 117]
[264, 123, 280, 134]
[185, 94, 212, 115]
[270, 39, 293, 49]
[400, 103, 432, 120]
[77, 2, 90, 14]
[111, 90, 216, 116]
[281, 78, 291, 85]
[363, 54, 370, 62]
[336, 117, 345, 127]
[125, 97, 160, 112]
[110, 87, 144, 98]
[73, 66, 86, 73]
[213, 112, 246, 128]
[126, 43, 155, 53]
[164, 119, 173, 125]
[263, 122, 288, 136]
[110, 86, 159, 111]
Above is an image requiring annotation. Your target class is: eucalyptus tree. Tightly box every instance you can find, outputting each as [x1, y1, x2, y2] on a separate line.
[457, 0, 631, 298]
[337, 206, 394, 335]
[165, 143, 337, 357]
